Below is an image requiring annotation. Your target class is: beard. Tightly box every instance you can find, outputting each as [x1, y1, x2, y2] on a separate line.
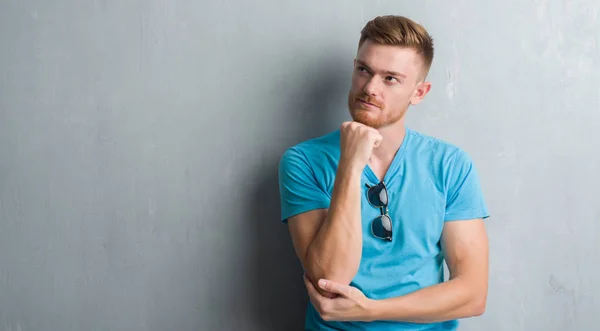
[347, 91, 404, 129]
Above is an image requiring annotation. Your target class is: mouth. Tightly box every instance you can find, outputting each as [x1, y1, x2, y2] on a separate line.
[358, 99, 380, 110]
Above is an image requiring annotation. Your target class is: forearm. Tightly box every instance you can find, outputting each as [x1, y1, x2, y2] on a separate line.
[305, 163, 363, 286]
[369, 278, 487, 323]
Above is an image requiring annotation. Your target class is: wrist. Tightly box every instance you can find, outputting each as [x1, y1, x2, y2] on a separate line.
[363, 298, 380, 322]
[338, 158, 364, 178]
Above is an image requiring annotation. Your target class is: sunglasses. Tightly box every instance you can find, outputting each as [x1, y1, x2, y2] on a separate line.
[365, 181, 393, 241]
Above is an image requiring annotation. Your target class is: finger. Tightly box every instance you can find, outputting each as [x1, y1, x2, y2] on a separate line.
[373, 135, 383, 148]
[304, 274, 322, 299]
[307, 292, 320, 313]
[320, 289, 339, 299]
[305, 274, 338, 298]
[304, 275, 325, 313]
[371, 133, 383, 148]
[318, 279, 352, 297]
[366, 126, 380, 134]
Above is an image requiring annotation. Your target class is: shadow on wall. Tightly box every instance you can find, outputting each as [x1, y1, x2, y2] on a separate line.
[247, 54, 350, 331]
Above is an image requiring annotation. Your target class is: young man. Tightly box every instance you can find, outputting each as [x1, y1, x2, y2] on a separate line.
[278, 15, 490, 330]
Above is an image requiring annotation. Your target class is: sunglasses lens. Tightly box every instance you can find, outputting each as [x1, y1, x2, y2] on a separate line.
[368, 183, 388, 207]
[372, 215, 392, 239]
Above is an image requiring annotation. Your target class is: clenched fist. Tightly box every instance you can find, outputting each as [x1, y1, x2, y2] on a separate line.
[339, 121, 383, 172]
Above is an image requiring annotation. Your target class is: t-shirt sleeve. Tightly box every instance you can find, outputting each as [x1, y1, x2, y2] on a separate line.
[278, 147, 331, 223]
[444, 149, 490, 222]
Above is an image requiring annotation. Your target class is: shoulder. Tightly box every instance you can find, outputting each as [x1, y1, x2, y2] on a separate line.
[407, 128, 459, 153]
[405, 128, 476, 175]
[279, 130, 340, 167]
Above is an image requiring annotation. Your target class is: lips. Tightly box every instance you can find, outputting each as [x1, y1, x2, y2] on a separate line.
[358, 99, 380, 109]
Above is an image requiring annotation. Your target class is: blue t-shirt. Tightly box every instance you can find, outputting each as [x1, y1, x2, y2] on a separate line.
[278, 127, 490, 331]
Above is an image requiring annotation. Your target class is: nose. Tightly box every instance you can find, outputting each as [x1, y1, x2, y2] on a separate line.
[363, 76, 381, 96]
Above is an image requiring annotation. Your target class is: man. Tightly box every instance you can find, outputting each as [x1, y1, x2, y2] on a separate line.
[278, 15, 490, 331]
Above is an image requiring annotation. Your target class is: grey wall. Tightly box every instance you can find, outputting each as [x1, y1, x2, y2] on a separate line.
[1, 1, 598, 330]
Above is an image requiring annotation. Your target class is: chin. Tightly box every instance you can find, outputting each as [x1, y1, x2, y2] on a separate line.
[350, 109, 385, 128]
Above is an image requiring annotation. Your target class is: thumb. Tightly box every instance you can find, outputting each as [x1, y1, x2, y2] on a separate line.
[372, 134, 383, 148]
[318, 279, 351, 297]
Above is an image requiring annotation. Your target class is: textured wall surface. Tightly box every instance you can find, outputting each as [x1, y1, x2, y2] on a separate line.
[1, 1, 598, 330]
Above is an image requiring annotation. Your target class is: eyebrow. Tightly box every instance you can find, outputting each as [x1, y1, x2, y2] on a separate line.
[356, 59, 407, 78]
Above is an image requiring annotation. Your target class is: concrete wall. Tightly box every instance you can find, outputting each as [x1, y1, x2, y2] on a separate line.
[1, 1, 598, 330]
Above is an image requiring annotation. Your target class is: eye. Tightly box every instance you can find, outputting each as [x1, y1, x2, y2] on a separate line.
[385, 76, 400, 83]
[356, 66, 369, 73]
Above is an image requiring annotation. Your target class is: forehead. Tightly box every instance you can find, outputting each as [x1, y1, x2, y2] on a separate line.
[356, 39, 423, 77]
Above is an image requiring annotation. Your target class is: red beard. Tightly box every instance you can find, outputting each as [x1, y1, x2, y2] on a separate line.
[348, 93, 389, 128]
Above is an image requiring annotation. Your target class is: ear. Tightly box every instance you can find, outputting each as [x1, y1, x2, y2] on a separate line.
[409, 81, 431, 106]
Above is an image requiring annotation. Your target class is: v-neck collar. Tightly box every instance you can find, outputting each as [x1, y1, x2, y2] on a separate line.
[364, 127, 411, 184]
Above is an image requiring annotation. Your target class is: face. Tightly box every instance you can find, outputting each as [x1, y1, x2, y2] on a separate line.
[347, 39, 431, 129]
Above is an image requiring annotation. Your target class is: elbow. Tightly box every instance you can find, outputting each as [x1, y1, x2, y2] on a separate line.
[310, 267, 355, 286]
[471, 302, 486, 317]
[322, 272, 355, 285]
[469, 294, 487, 317]
[304, 254, 357, 285]
[460, 277, 488, 317]
[304, 268, 354, 299]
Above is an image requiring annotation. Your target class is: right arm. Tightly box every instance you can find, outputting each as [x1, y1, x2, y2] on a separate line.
[280, 122, 382, 297]
[288, 161, 363, 296]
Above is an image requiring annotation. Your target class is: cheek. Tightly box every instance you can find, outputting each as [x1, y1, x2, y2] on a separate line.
[382, 89, 410, 109]
[351, 75, 367, 92]
[393, 89, 413, 102]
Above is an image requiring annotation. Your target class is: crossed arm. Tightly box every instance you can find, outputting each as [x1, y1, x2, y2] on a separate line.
[366, 218, 489, 322]
[289, 211, 489, 323]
